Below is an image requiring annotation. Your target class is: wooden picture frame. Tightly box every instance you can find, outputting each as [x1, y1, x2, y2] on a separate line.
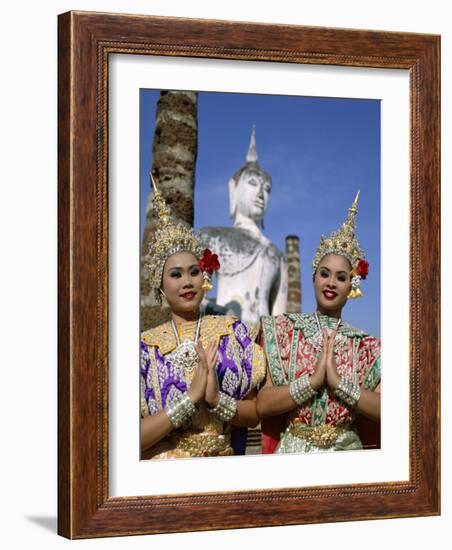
[58, 10, 440, 538]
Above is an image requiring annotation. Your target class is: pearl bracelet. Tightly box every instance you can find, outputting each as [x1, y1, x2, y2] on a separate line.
[165, 393, 197, 428]
[334, 377, 361, 408]
[208, 392, 237, 422]
[289, 374, 317, 406]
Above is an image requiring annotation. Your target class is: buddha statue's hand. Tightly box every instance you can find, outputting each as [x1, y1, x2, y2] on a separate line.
[187, 342, 209, 405]
[203, 340, 221, 408]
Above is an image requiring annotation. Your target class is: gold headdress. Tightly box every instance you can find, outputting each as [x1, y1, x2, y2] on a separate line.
[312, 191, 369, 299]
[145, 174, 205, 302]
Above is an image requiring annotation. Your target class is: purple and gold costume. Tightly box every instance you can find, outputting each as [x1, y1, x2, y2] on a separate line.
[141, 315, 265, 459]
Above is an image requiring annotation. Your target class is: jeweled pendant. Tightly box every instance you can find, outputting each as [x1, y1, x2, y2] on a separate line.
[169, 339, 199, 373]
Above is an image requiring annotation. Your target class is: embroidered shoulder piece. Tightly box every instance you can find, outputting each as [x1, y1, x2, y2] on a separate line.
[251, 345, 266, 390]
[142, 322, 174, 354]
[246, 321, 261, 343]
[199, 315, 238, 349]
[286, 313, 369, 339]
[141, 315, 238, 355]
[261, 315, 291, 387]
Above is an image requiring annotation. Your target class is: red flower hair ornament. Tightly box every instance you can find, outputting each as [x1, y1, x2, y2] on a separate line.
[349, 258, 370, 299]
[198, 249, 220, 292]
[355, 259, 369, 280]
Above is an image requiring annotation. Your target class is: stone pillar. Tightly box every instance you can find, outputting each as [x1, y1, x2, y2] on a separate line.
[140, 91, 198, 331]
[285, 235, 301, 313]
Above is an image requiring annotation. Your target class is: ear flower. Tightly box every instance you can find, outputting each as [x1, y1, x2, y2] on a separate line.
[198, 249, 220, 275]
[198, 249, 220, 293]
[355, 259, 369, 280]
[349, 259, 369, 299]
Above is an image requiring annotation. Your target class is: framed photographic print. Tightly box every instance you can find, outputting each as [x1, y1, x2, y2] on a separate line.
[58, 11, 440, 538]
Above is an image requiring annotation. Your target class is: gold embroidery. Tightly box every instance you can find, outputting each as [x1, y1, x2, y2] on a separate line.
[230, 333, 242, 381]
[142, 323, 176, 355]
[140, 377, 147, 417]
[149, 348, 163, 410]
[199, 315, 237, 349]
[288, 420, 348, 449]
[246, 321, 260, 342]
[141, 315, 238, 355]
[146, 431, 234, 460]
[140, 397, 148, 418]
[251, 344, 266, 390]
[191, 404, 224, 432]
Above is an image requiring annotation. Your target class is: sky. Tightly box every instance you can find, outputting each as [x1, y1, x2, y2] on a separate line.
[140, 90, 381, 336]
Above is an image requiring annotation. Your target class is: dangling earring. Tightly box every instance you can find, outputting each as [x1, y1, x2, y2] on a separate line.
[348, 277, 363, 299]
[348, 259, 368, 299]
[202, 272, 213, 293]
[159, 288, 169, 306]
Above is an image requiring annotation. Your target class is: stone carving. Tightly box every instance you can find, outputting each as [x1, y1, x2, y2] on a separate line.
[199, 128, 288, 326]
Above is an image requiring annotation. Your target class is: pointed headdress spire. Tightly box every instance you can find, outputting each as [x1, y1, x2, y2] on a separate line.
[145, 172, 204, 302]
[312, 191, 369, 299]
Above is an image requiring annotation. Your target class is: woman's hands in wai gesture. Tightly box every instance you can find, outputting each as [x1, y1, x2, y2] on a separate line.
[309, 328, 341, 391]
[187, 340, 219, 407]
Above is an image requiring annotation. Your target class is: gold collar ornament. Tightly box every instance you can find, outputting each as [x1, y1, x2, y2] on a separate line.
[141, 315, 237, 355]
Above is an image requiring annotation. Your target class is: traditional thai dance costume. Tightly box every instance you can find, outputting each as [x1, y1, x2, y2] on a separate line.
[141, 315, 265, 459]
[140, 177, 264, 459]
[261, 312, 380, 452]
[261, 192, 381, 453]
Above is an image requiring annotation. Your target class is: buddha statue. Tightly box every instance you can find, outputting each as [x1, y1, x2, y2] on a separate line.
[199, 128, 288, 327]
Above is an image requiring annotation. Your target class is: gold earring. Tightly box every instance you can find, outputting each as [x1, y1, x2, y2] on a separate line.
[159, 288, 169, 306]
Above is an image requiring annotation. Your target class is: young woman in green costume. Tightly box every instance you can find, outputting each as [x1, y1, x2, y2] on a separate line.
[257, 193, 380, 454]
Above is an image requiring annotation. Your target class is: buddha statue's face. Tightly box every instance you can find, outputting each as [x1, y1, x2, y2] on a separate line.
[234, 168, 271, 223]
